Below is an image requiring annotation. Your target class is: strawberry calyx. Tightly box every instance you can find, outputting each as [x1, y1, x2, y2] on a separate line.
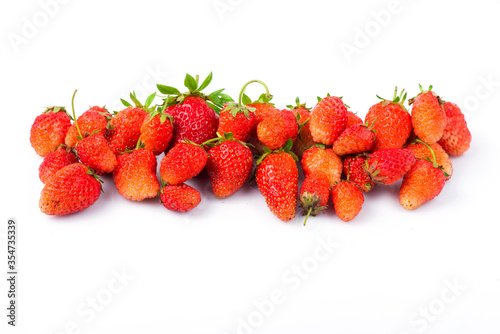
[376, 86, 408, 111]
[317, 94, 350, 109]
[408, 84, 444, 106]
[120, 91, 157, 113]
[287, 97, 310, 111]
[256, 139, 298, 165]
[301, 193, 327, 226]
[222, 102, 256, 120]
[239, 80, 274, 106]
[146, 99, 174, 125]
[85, 167, 104, 193]
[206, 132, 253, 149]
[414, 139, 449, 176]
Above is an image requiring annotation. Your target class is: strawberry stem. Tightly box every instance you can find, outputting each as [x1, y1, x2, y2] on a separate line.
[415, 139, 438, 168]
[71, 89, 82, 139]
[238, 80, 271, 105]
[303, 207, 313, 226]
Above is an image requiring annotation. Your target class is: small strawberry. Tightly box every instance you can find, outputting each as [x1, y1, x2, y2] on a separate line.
[301, 145, 343, 189]
[39, 163, 102, 215]
[257, 108, 298, 150]
[160, 141, 209, 185]
[30, 106, 72, 157]
[364, 148, 416, 185]
[39, 146, 78, 184]
[288, 98, 315, 158]
[65, 106, 110, 148]
[217, 103, 256, 143]
[139, 101, 174, 155]
[113, 147, 160, 201]
[238, 80, 276, 124]
[346, 111, 363, 128]
[77, 132, 117, 175]
[299, 174, 330, 225]
[343, 154, 376, 193]
[256, 140, 299, 222]
[438, 101, 472, 156]
[160, 183, 201, 212]
[309, 95, 348, 145]
[332, 121, 376, 156]
[408, 85, 447, 144]
[406, 140, 452, 180]
[365, 87, 412, 151]
[332, 180, 364, 222]
[206, 134, 253, 198]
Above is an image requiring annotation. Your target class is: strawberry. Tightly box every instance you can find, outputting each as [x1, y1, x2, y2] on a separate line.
[406, 140, 452, 180]
[113, 148, 160, 201]
[39, 163, 102, 215]
[332, 180, 364, 222]
[364, 148, 416, 185]
[365, 87, 412, 151]
[206, 134, 253, 198]
[160, 183, 201, 212]
[399, 159, 445, 210]
[160, 141, 208, 185]
[332, 121, 376, 156]
[77, 132, 117, 175]
[65, 106, 110, 148]
[309, 95, 348, 145]
[438, 101, 472, 156]
[30, 106, 72, 157]
[140, 103, 174, 155]
[346, 111, 363, 128]
[39, 146, 78, 184]
[299, 174, 330, 225]
[288, 98, 315, 158]
[157, 73, 232, 148]
[343, 154, 376, 193]
[408, 85, 447, 144]
[256, 141, 299, 221]
[301, 145, 343, 189]
[238, 80, 276, 124]
[257, 108, 298, 150]
[217, 103, 256, 142]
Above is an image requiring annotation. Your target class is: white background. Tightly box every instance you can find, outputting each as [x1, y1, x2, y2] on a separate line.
[1, 0, 500, 333]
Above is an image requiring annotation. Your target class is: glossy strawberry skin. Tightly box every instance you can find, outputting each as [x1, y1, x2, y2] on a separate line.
[257, 109, 298, 150]
[365, 102, 412, 151]
[161, 183, 201, 212]
[106, 107, 147, 155]
[217, 106, 256, 143]
[365, 148, 416, 185]
[332, 181, 364, 222]
[399, 159, 445, 210]
[438, 102, 471, 156]
[160, 143, 207, 185]
[410, 91, 446, 144]
[207, 141, 253, 198]
[406, 142, 452, 180]
[77, 132, 117, 175]
[140, 114, 173, 155]
[310, 96, 348, 145]
[256, 152, 298, 222]
[39, 147, 78, 184]
[30, 109, 72, 157]
[65, 106, 110, 148]
[249, 103, 278, 124]
[113, 149, 160, 201]
[343, 154, 375, 193]
[301, 146, 342, 189]
[332, 125, 375, 156]
[39, 163, 101, 215]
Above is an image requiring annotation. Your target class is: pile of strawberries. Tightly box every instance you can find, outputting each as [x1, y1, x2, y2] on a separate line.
[30, 73, 471, 223]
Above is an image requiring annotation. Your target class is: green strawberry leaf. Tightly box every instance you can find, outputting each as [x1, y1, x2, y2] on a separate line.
[121, 99, 132, 107]
[157, 84, 181, 96]
[184, 73, 198, 92]
[196, 72, 213, 92]
[241, 94, 252, 105]
[144, 93, 156, 109]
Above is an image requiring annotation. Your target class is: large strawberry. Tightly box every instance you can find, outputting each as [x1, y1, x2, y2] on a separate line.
[160, 183, 201, 212]
[365, 87, 412, 151]
[309, 95, 348, 145]
[364, 148, 416, 185]
[139, 100, 174, 155]
[408, 85, 447, 144]
[301, 145, 343, 189]
[157, 72, 232, 148]
[38, 146, 78, 184]
[160, 141, 208, 185]
[65, 106, 110, 148]
[438, 101, 472, 156]
[30, 106, 72, 157]
[39, 163, 102, 215]
[299, 174, 330, 225]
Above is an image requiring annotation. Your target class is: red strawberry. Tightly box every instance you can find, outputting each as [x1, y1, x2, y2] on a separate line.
[77, 132, 117, 175]
[346, 111, 363, 128]
[364, 148, 416, 185]
[309, 95, 348, 145]
[65, 106, 110, 148]
[399, 159, 445, 210]
[113, 148, 160, 201]
[289, 98, 315, 158]
[217, 103, 256, 142]
[39, 163, 102, 215]
[160, 183, 201, 212]
[406, 140, 452, 180]
[332, 122, 376, 156]
[30, 106, 72, 157]
[160, 142, 208, 185]
[438, 101, 472, 156]
[257, 108, 298, 150]
[409, 85, 447, 144]
[106, 106, 147, 155]
[365, 87, 412, 151]
[39, 146, 78, 184]
[301, 145, 343, 189]
[332, 181, 364, 222]
[238, 80, 276, 124]
[343, 154, 375, 193]
[299, 174, 330, 225]
[206, 135, 253, 198]
[256, 143, 298, 222]
[140, 106, 174, 155]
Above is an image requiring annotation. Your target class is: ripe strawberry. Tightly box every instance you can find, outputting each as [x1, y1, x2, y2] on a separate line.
[39, 163, 102, 215]
[77, 132, 117, 175]
[206, 135, 253, 198]
[256, 143, 298, 222]
[113, 148, 160, 201]
[65, 106, 110, 148]
[309, 95, 348, 145]
[406, 140, 452, 180]
[289, 98, 315, 158]
[157, 73, 232, 147]
[346, 111, 363, 128]
[364, 148, 416, 185]
[39, 146, 78, 184]
[160, 142, 208, 185]
[257, 108, 298, 150]
[301, 145, 343, 189]
[237, 80, 276, 124]
[160, 183, 201, 212]
[140, 105, 174, 155]
[299, 174, 330, 225]
[30, 106, 72, 157]
[332, 122, 376, 156]
[408, 85, 446, 144]
[332, 181, 364, 222]
[438, 101, 472, 156]
[217, 103, 256, 142]
[399, 159, 445, 210]
[365, 87, 412, 151]
[343, 154, 375, 193]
